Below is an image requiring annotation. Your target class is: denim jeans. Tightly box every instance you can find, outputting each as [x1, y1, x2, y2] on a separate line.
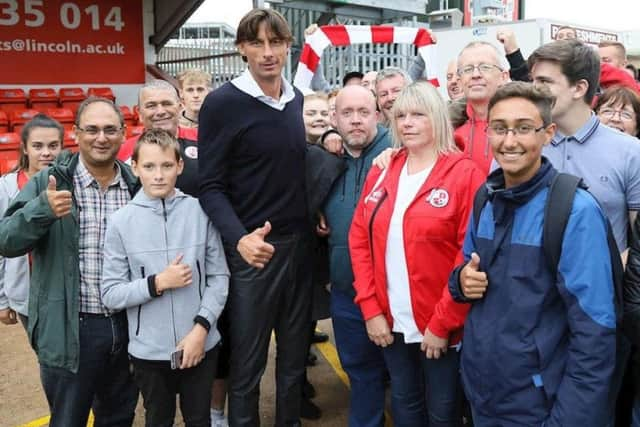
[383, 333, 462, 427]
[331, 289, 386, 427]
[39, 311, 138, 427]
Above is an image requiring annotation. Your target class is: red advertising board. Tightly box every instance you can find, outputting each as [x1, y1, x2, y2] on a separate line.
[0, 0, 144, 84]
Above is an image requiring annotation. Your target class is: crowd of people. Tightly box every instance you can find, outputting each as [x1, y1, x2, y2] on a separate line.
[2, 6, 640, 427]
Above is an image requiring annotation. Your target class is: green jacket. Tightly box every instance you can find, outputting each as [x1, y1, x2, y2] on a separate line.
[0, 150, 139, 372]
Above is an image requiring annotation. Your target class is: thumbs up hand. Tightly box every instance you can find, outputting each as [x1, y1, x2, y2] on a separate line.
[460, 252, 489, 299]
[46, 175, 73, 218]
[155, 254, 192, 293]
[237, 221, 276, 269]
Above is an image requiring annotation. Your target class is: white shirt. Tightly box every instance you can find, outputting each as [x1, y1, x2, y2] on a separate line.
[231, 69, 296, 111]
[385, 160, 433, 343]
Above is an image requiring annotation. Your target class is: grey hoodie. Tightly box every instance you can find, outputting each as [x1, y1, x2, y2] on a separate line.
[101, 189, 229, 361]
[0, 172, 29, 316]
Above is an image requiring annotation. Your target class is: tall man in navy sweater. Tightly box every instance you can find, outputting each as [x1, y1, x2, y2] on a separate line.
[198, 8, 310, 427]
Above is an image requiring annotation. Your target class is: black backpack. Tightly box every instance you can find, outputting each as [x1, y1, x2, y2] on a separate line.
[472, 173, 624, 325]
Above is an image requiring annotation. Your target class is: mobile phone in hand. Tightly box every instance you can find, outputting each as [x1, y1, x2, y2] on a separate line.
[170, 349, 183, 370]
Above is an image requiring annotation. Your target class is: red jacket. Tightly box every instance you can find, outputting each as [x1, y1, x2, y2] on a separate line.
[454, 103, 492, 174]
[349, 149, 484, 341]
[117, 126, 198, 162]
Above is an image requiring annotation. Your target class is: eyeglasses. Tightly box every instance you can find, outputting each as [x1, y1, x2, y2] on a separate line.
[75, 126, 124, 137]
[598, 108, 635, 121]
[457, 63, 502, 76]
[487, 124, 546, 138]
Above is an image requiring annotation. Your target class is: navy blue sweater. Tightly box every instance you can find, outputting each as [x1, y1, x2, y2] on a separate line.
[198, 83, 308, 247]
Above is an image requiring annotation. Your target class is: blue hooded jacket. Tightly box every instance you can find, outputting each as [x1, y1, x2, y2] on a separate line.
[324, 125, 391, 296]
[449, 158, 616, 426]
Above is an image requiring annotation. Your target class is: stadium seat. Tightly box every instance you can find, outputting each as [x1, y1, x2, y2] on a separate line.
[64, 130, 79, 153]
[46, 108, 75, 131]
[88, 87, 115, 102]
[0, 132, 21, 174]
[0, 89, 28, 114]
[59, 87, 86, 114]
[0, 111, 8, 133]
[119, 105, 137, 128]
[29, 88, 59, 112]
[10, 109, 40, 134]
[127, 125, 144, 138]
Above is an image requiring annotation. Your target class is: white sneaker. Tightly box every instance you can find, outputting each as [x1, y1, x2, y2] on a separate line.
[211, 409, 229, 427]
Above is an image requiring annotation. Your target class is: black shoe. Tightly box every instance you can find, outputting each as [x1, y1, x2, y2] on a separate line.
[300, 398, 322, 420]
[303, 378, 316, 399]
[311, 331, 329, 343]
[306, 352, 318, 366]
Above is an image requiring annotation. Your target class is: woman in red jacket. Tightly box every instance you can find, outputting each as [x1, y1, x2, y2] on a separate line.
[349, 81, 484, 426]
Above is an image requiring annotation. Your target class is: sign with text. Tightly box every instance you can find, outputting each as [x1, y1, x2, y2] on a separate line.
[550, 24, 618, 45]
[0, 0, 144, 84]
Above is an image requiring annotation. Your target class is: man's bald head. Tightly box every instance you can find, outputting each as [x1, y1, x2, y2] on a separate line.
[334, 85, 379, 157]
[336, 85, 377, 111]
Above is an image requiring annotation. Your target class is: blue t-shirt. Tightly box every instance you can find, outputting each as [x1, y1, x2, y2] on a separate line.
[543, 114, 640, 250]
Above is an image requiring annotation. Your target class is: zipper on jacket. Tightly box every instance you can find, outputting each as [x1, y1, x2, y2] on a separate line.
[196, 260, 202, 300]
[368, 192, 388, 266]
[162, 199, 178, 346]
[136, 266, 145, 336]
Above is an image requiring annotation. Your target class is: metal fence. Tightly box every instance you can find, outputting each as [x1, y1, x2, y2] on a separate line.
[156, 19, 425, 90]
[156, 36, 245, 87]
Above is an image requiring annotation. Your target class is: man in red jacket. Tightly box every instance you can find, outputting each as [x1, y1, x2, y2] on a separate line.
[454, 41, 509, 174]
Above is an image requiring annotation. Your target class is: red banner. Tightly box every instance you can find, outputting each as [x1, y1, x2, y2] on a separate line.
[0, 0, 144, 84]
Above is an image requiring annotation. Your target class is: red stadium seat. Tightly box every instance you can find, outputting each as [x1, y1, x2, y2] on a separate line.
[0, 111, 8, 133]
[0, 132, 21, 174]
[46, 108, 75, 131]
[10, 109, 40, 134]
[119, 105, 136, 128]
[29, 88, 59, 112]
[88, 87, 115, 102]
[0, 89, 28, 114]
[127, 125, 144, 138]
[64, 129, 76, 145]
[59, 87, 86, 114]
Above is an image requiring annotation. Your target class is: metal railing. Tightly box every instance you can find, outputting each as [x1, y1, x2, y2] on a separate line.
[156, 20, 425, 90]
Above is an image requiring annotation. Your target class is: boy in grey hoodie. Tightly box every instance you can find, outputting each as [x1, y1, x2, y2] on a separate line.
[101, 128, 229, 426]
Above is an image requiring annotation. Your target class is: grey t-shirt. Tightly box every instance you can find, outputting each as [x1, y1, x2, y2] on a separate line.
[543, 114, 640, 251]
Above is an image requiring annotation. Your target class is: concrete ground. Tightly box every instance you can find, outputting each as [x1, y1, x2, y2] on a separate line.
[0, 319, 357, 427]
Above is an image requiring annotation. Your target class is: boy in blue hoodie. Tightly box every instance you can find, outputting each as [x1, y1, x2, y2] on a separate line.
[101, 128, 229, 427]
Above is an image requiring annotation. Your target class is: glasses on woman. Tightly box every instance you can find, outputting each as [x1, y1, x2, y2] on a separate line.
[598, 108, 635, 121]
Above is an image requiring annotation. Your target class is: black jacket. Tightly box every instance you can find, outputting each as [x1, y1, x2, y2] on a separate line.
[623, 213, 640, 347]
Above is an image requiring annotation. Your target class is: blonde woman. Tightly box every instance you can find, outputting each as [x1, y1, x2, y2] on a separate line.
[349, 82, 484, 426]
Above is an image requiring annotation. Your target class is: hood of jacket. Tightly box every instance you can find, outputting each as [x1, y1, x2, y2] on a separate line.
[129, 188, 190, 214]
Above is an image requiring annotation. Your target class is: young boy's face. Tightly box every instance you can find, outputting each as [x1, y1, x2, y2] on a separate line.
[488, 97, 555, 188]
[132, 144, 184, 199]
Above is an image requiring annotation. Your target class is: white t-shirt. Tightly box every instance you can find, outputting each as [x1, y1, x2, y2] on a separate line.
[385, 160, 433, 343]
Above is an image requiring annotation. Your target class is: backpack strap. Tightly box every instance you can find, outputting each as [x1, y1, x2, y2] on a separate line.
[544, 172, 624, 324]
[473, 185, 490, 231]
[543, 173, 582, 278]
